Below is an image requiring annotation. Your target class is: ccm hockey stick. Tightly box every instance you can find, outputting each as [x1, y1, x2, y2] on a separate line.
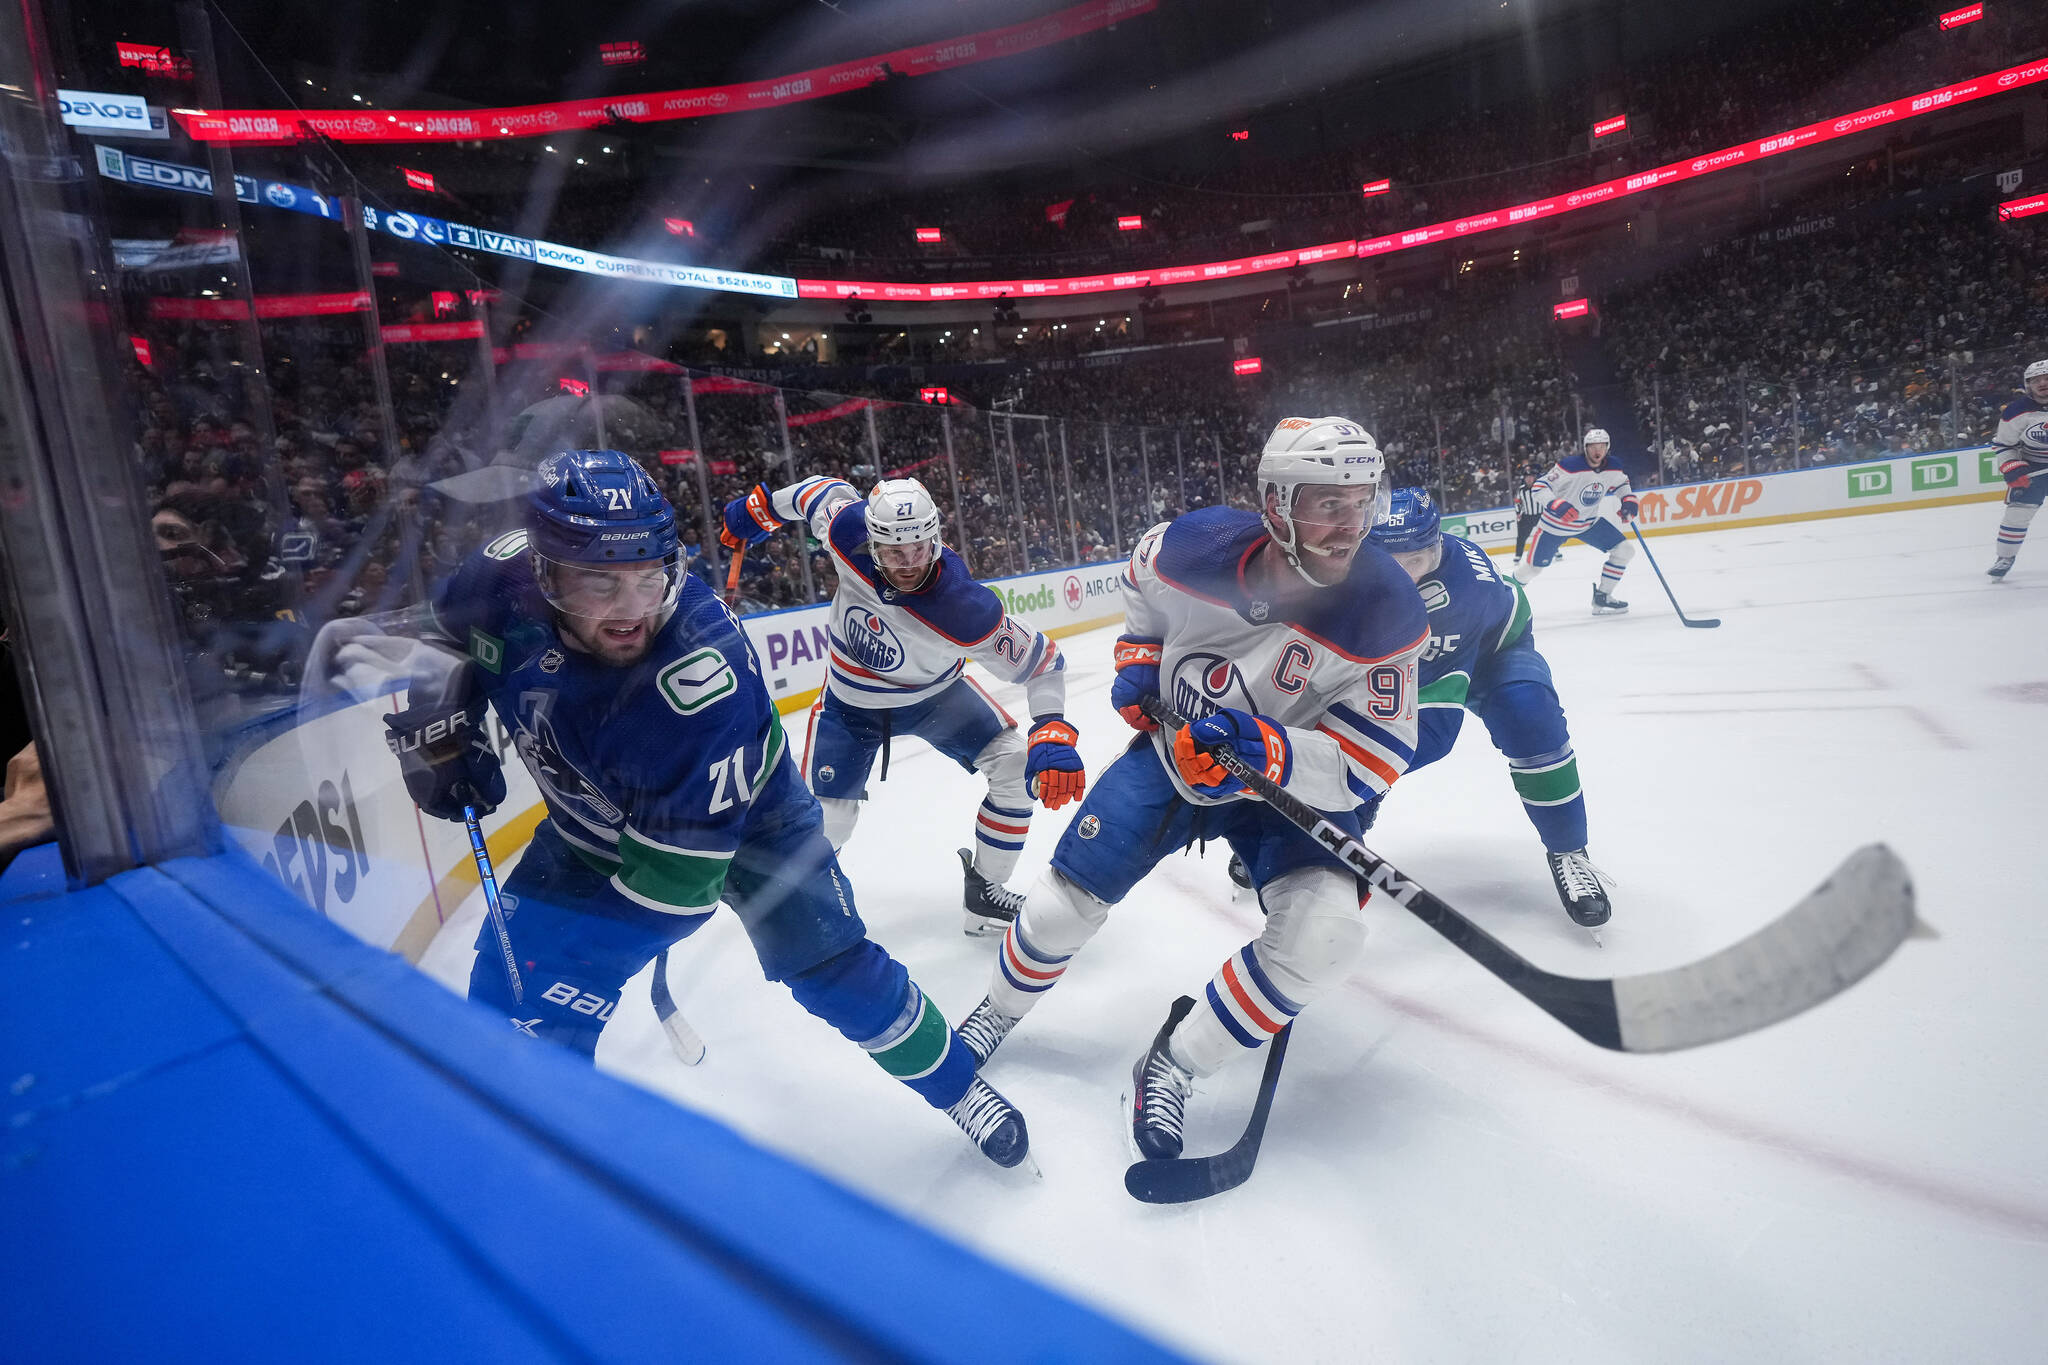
[1629, 520, 1721, 628]
[649, 947, 706, 1065]
[1125, 997, 1292, 1205]
[1140, 695, 1916, 1053]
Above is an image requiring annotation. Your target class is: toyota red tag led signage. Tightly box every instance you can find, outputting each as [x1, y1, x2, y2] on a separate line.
[1232, 357, 1262, 375]
[1117, 215, 1144, 231]
[559, 376, 590, 396]
[1360, 179, 1391, 197]
[599, 41, 646, 66]
[914, 227, 942, 243]
[1941, 4, 1984, 29]
[401, 167, 436, 192]
[663, 218, 695, 236]
[1553, 298, 1591, 319]
[130, 335, 153, 365]
[919, 386, 952, 404]
[1592, 114, 1628, 138]
[1997, 193, 2048, 221]
[1229, 129, 1249, 141]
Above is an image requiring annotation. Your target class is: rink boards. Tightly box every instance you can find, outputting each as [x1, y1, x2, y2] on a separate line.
[211, 444, 2006, 957]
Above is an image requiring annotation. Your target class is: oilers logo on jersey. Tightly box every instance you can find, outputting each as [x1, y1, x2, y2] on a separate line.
[514, 703, 624, 828]
[1171, 653, 1261, 724]
[840, 608, 906, 673]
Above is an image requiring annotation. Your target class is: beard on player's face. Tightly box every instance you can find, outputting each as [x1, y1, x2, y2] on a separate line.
[559, 609, 659, 664]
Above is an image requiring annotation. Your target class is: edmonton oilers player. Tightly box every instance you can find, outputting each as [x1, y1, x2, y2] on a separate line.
[721, 475, 1084, 934]
[1514, 428, 1640, 614]
[1368, 488, 1610, 926]
[953, 417, 1428, 1162]
[383, 451, 1030, 1168]
[1987, 359, 2048, 579]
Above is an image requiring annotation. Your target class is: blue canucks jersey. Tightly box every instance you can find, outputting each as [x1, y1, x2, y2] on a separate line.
[429, 531, 790, 917]
[1412, 533, 1533, 711]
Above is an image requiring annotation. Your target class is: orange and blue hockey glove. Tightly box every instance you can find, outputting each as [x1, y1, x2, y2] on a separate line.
[1024, 716, 1086, 810]
[1172, 709, 1290, 798]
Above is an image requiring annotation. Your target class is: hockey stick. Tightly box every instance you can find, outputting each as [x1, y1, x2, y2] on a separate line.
[1628, 520, 1721, 628]
[723, 544, 745, 607]
[1140, 695, 1915, 1053]
[1125, 1004, 1291, 1205]
[649, 947, 707, 1065]
[462, 804, 523, 1005]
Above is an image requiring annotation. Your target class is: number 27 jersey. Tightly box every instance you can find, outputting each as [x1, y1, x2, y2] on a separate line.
[1125, 507, 1429, 813]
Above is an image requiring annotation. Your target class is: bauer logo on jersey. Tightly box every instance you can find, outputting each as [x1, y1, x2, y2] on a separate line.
[840, 608, 905, 673]
[1170, 652, 1258, 723]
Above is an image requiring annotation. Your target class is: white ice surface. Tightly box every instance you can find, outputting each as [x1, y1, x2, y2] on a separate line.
[420, 501, 2048, 1364]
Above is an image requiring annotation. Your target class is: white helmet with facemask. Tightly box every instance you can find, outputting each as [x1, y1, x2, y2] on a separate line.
[1257, 416, 1390, 587]
[865, 477, 944, 587]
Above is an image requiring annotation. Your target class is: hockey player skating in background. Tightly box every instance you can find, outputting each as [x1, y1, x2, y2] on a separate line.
[1369, 488, 1611, 926]
[953, 417, 1428, 1162]
[720, 475, 1085, 934]
[385, 450, 1031, 1168]
[1987, 360, 2048, 580]
[1515, 428, 1640, 613]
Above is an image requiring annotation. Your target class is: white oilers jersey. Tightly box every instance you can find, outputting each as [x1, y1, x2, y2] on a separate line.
[1991, 397, 2048, 475]
[1534, 455, 1633, 534]
[768, 476, 1067, 714]
[1124, 508, 1429, 812]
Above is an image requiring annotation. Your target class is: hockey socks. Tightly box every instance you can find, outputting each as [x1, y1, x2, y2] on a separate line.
[859, 982, 975, 1108]
[1508, 742, 1589, 853]
[1171, 946, 1303, 1077]
[972, 797, 1031, 885]
[1995, 502, 2037, 564]
[786, 942, 973, 1108]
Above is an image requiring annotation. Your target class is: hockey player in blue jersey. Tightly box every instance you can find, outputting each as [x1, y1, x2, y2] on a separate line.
[952, 417, 1429, 1162]
[382, 450, 1030, 1167]
[1515, 428, 1641, 614]
[719, 474, 1084, 936]
[1987, 359, 2048, 579]
[1368, 488, 1610, 926]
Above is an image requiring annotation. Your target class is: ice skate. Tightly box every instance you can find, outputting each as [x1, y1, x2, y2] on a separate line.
[1591, 586, 1630, 614]
[1988, 556, 2015, 580]
[956, 995, 1021, 1067]
[1227, 853, 1253, 899]
[1547, 848, 1612, 929]
[945, 1075, 1032, 1169]
[1130, 996, 1199, 1161]
[958, 847, 1024, 937]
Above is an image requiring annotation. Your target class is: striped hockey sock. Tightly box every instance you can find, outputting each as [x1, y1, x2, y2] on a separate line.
[1168, 945, 1303, 1077]
[1509, 743, 1589, 852]
[1599, 557, 1628, 593]
[860, 982, 973, 1107]
[1996, 503, 2037, 558]
[973, 798, 1032, 885]
[990, 919, 1072, 1014]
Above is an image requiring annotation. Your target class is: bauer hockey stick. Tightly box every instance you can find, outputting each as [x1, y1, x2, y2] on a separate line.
[649, 947, 706, 1065]
[1628, 520, 1721, 628]
[1141, 695, 1916, 1053]
[463, 804, 523, 1005]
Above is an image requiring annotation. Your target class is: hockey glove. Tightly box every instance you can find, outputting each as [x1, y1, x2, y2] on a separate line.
[1545, 498, 1582, 527]
[1110, 635, 1163, 731]
[1172, 709, 1291, 798]
[2003, 464, 2032, 492]
[384, 698, 505, 822]
[1618, 493, 1640, 522]
[719, 484, 783, 551]
[1023, 715, 1086, 809]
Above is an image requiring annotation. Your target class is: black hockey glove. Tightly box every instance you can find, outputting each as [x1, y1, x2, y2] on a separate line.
[384, 698, 505, 822]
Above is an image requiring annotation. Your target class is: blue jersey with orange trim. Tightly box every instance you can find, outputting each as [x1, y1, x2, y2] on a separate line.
[1122, 507, 1428, 812]
[425, 534, 794, 918]
[764, 475, 1068, 715]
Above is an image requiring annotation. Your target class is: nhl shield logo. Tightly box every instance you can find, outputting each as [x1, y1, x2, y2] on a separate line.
[1248, 600, 1270, 621]
[1078, 814, 1100, 839]
[539, 649, 563, 673]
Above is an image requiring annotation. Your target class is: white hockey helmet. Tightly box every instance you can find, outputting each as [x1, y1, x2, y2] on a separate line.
[865, 477, 944, 586]
[1583, 427, 1611, 448]
[1257, 416, 1390, 586]
[2024, 359, 2048, 402]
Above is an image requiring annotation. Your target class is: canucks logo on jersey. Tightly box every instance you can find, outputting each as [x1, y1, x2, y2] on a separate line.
[514, 702, 624, 829]
[1171, 653, 1259, 723]
[840, 608, 905, 673]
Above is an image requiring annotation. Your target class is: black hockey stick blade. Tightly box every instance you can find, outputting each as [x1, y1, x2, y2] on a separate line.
[650, 948, 706, 1065]
[1125, 1022, 1292, 1204]
[1629, 520, 1720, 628]
[1139, 695, 1918, 1053]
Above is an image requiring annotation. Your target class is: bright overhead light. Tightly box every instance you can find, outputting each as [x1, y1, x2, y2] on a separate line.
[351, 93, 363, 102]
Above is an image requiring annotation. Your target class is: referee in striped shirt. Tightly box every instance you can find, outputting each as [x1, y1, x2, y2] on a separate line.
[1514, 474, 1544, 563]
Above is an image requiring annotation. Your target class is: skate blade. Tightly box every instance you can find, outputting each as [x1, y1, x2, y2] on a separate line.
[1583, 925, 1605, 948]
[962, 913, 1013, 937]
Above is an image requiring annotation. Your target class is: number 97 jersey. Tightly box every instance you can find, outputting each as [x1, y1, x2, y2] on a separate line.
[1125, 507, 1430, 813]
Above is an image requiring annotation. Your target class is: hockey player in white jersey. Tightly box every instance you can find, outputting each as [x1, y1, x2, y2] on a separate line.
[1986, 359, 2048, 579]
[721, 475, 1085, 934]
[952, 416, 1429, 1163]
[1514, 428, 1641, 613]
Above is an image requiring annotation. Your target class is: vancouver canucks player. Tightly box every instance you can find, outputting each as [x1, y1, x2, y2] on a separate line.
[721, 474, 1084, 934]
[1987, 359, 2048, 579]
[1515, 428, 1640, 613]
[1369, 488, 1610, 926]
[383, 450, 1029, 1167]
[953, 417, 1428, 1163]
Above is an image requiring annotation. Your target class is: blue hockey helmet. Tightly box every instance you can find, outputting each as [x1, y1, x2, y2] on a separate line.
[1368, 486, 1442, 555]
[526, 450, 682, 621]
